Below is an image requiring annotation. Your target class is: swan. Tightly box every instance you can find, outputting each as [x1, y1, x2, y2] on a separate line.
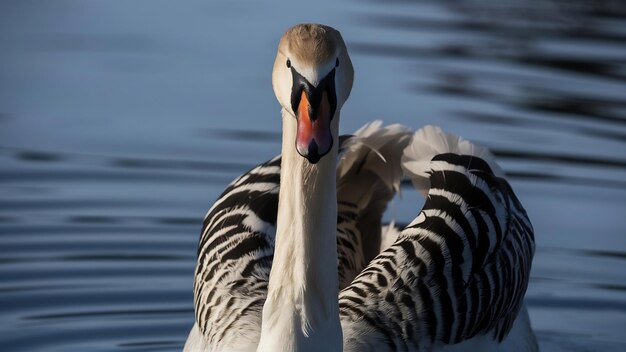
[184, 23, 537, 352]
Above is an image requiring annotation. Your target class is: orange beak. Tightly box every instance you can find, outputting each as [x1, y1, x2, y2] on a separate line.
[295, 90, 333, 164]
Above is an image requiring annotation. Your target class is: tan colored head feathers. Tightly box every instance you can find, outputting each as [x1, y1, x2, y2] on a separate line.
[272, 23, 354, 120]
[279, 24, 341, 67]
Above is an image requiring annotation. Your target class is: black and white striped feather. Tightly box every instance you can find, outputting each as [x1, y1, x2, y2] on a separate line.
[186, 122, 411, 351]
[339, 126, 536, 351]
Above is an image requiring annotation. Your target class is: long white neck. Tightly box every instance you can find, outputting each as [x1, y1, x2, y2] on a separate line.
[257, 109, 342, 352]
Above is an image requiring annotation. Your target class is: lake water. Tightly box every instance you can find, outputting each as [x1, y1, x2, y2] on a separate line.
[1, 0, 625, 351]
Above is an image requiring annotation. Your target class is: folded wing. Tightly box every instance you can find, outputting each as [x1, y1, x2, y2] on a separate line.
[340, 126, 535, 351]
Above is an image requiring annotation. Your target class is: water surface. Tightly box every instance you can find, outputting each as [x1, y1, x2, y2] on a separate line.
[1, 0, 625, 351]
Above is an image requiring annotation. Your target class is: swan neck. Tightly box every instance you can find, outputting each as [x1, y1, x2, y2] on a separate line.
[257, 109, 342, 352]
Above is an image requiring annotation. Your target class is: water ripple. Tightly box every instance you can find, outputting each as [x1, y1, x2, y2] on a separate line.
[1, 0, 625, 351]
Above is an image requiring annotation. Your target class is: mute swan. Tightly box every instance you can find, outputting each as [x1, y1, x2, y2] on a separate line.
[184, 23, 537, 352]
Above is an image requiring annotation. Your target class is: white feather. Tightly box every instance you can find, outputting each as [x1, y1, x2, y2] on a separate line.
[336, 120, 412, 263]
[401, 125, 504, 197]
[338, 120, 412, 207]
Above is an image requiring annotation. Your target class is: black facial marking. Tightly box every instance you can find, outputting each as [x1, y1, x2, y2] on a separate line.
[290, 67, 337, 122]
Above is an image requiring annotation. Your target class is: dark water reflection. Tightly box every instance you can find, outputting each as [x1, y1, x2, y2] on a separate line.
[1, 0, 625, 351]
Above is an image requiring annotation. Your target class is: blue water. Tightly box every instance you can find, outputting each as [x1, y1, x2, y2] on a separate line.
[1, 0, 625, 351]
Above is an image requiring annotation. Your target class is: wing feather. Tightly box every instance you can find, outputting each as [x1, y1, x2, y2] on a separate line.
[340, 126, 535, 351]
[189, 122, 411, 350]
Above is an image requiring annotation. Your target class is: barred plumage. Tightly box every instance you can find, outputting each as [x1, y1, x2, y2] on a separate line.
[186, 123, 410, 351]
[192, 156, 281, 351]
[336, 201, 366, 289]
[339, 127, 536, 352]
[186, 124, 537, 352]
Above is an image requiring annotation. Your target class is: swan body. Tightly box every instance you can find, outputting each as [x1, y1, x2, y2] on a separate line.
[185, 23, 537, 352]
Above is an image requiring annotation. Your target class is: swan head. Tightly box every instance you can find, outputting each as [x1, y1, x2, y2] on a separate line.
[272, 23, 354, 164]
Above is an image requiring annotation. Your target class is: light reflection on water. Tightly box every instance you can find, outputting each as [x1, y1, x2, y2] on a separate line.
[1, 0, 625, 351]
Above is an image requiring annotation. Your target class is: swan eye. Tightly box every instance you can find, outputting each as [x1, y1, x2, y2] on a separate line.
[335, 57, 339, 67]
[286, 59, 291, 68]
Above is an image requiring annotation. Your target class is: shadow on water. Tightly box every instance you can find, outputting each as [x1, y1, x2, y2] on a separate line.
[202, 128, 281, 143]
[0, 146, 251, 188]
[416, 75, 626, 126]
[350, 36, 626, 80]
[67, 215, 199, 227]
[455, 111, 626, 143]
[3, 146, 252, 174]
[17, 33, 168, 53]
[15, 151, 65, 162]
[24, 308, 193, 321]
